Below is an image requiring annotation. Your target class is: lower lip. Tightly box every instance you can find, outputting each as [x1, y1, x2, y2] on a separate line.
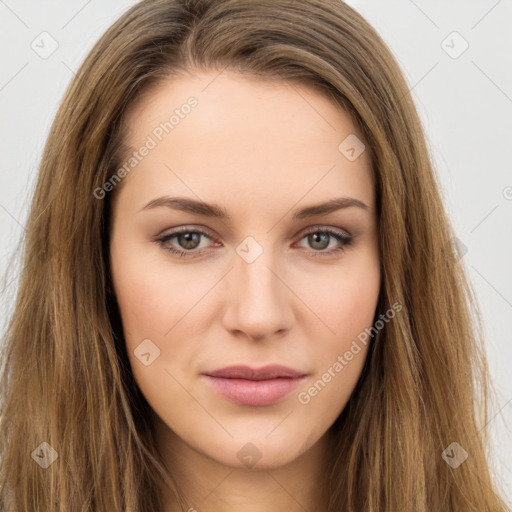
[203, 375, 305, 406]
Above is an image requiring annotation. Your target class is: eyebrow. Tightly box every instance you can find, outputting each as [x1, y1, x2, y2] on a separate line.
[139, 196, 369, 220]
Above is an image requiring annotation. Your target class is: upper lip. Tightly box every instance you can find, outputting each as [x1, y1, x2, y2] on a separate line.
[204, 364, 307, 381]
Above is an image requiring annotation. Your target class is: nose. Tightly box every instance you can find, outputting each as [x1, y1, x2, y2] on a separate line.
[220, 241, 295, 342]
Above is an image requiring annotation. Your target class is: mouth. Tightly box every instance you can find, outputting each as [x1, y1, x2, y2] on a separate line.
[202, 364, 308, 407]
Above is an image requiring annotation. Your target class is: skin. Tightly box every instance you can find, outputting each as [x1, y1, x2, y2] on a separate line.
[109, 70, 381, 512]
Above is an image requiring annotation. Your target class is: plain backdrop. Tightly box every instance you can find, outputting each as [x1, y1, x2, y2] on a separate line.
[0, 0, 511, 505]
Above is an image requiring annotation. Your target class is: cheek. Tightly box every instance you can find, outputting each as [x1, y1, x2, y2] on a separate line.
[110, 248, 197, 421]
[111, 267, 169, 338]
[295, 272, 378, 429]
[109, 241, 215, 388]
[335, 276, 379, 340]
[110, 239, 207, 340]
[298, 251, 380, 410]
[310, 256, 380, 349]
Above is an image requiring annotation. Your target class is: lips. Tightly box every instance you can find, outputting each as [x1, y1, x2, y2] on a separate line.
[202, 364, 308, 406]
[205, 364, 306, 380]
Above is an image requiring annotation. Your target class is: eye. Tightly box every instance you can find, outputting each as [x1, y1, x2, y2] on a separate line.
[153, 225, 353, 259]
[295, 226, 353, 257]
[153, 227, 219, 258]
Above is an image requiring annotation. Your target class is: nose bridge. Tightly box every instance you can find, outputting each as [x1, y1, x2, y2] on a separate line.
[222, 235, 293, 339]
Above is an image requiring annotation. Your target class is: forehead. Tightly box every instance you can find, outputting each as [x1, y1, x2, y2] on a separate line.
[116, 70, 374, 215]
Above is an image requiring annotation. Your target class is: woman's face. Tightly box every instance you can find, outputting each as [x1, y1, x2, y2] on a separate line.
[109, 70, 380, 469]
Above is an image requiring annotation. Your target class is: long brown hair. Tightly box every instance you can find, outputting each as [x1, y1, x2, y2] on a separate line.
[0, 0, 509, 510]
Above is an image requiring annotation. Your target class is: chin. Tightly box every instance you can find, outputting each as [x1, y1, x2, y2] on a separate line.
[198, 430, 322, 470]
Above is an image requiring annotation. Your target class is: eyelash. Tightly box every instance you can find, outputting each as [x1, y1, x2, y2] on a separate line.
[153, 225, 353, 259]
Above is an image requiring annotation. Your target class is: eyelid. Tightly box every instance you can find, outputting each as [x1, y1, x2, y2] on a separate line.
[296, 223, 352, 239]
[155, 224, 218, 239]
[154, 225, 221, 249]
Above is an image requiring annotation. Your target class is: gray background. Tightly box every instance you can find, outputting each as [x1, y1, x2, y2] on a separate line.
[0, 0, 511, 504]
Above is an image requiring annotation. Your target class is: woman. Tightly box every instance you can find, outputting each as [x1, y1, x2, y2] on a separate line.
[0, 0, 508, 510]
